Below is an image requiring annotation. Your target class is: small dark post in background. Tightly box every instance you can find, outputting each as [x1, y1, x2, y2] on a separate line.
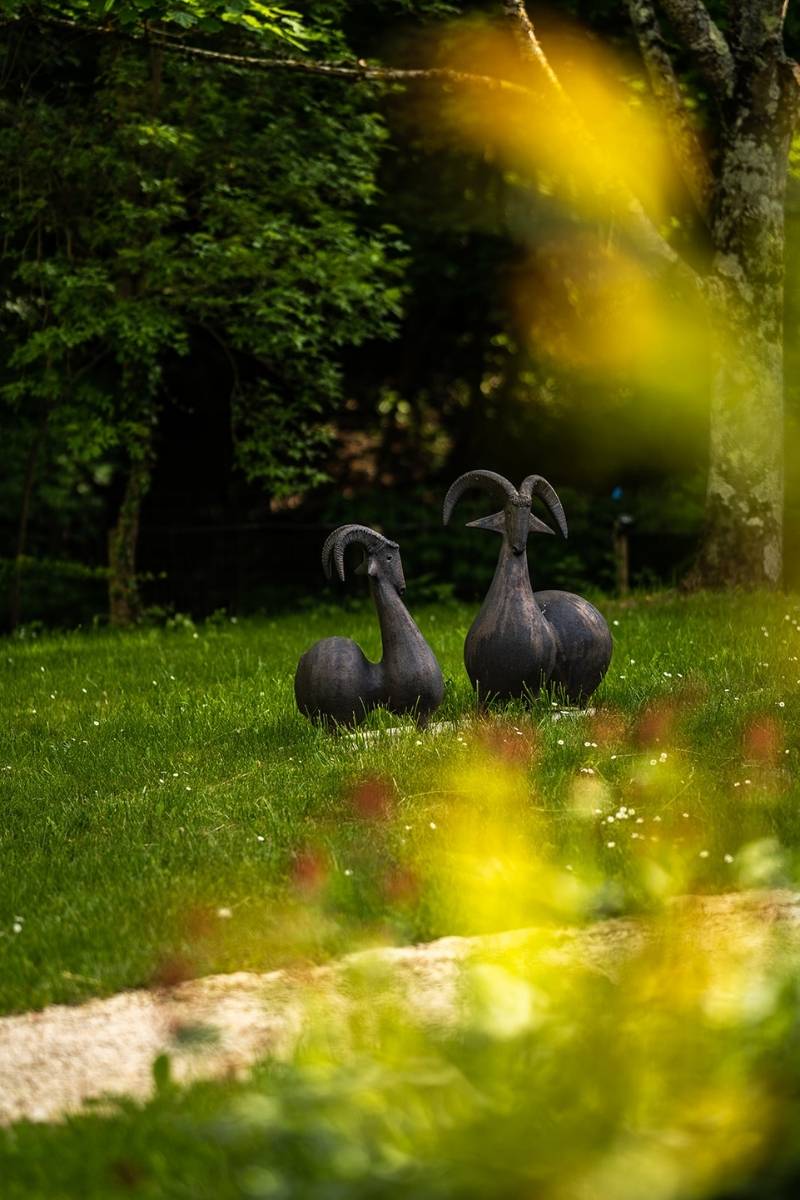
[613, 514, 634, 597]
[610, 486, 633, 597]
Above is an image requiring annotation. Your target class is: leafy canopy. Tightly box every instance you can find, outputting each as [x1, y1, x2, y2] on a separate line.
[2, 0, 309, 41]
[0, 4, 406, 497]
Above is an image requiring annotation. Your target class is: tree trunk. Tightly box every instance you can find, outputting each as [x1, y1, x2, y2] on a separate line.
[9, 408, 48, 629]
[690, 276, 784, 587]
[688, 57, 794, 589]
[108, 427, 154, 627]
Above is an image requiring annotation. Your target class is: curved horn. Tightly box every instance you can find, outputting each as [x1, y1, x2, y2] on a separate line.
[322, 524, 392, 582]
[518, 475, 568, 539]
[443, 470, 517, 526]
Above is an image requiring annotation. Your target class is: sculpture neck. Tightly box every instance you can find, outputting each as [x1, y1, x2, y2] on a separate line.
[370, 575, 424, 667]
[490, 539, 534, 598]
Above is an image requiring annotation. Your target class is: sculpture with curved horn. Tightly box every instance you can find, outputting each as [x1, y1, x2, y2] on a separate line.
[444, 470, 612, 703]
[295, 524, 444, 727]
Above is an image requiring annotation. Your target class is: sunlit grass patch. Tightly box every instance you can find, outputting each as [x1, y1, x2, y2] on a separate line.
[1, 591, 800, 1015]
[4, 592, 800, 1195]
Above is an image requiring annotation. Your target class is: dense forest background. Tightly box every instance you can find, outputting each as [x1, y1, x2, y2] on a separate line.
[3, 0, 800, 627]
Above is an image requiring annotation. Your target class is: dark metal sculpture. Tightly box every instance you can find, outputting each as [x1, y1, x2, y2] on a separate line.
[294, 524, 444, 727]
[443, 470, 612, 704]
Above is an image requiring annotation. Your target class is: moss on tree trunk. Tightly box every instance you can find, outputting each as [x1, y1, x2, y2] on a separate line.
[689, 283, 784, 587]
[688, 59, 794, 589]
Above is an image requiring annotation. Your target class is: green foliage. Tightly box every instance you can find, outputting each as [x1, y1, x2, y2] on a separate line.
[0, 8, 405, 515]
[3, 0, 310, 43]
[7, 945, 800, 1200]
[0, 556, 109, 625]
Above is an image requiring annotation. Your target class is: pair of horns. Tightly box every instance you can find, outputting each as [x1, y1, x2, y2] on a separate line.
[322, 524, 397, 582]
[443, 470, 568, 538]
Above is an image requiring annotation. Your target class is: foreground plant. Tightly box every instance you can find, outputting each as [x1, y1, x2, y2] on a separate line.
[4, 747, 800, 1200]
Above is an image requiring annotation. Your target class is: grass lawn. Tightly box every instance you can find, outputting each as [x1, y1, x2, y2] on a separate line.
[2, 591, 800, 1016]
[4, 591, 800, 1199]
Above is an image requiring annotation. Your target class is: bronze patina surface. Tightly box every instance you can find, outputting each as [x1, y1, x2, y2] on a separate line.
[294, 524, 444, 727]
[444, 470, 612, 704]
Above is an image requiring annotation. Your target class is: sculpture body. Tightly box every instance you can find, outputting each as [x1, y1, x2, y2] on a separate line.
[444, 470, 612, 704]
[464, 537, 557, 701]
[536, 590, 613, 702]
[294, 524, 444, 727]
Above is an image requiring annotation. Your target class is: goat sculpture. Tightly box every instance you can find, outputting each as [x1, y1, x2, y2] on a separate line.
[294, 524, 444, 727]
[443, 470, 612, 704]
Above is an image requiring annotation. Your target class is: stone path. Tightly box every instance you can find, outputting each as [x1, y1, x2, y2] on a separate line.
[1, 890, 799, 1125]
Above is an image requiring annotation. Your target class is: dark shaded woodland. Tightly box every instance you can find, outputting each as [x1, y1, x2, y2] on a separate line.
[4, 0, 800, 626]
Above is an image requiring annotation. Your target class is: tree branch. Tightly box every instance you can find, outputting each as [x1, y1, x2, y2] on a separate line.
[501, 0, 701, 287]
[787, 59, 800, 126]
[36, 9, 702, 292]
[732, 0, 786, 55]
[162, 38, 534, 94]
[657, 0, 735, 100]
[33, 16, 533, 97]
[502, 0, 566, 96]
[729, 0, 795, 139]
[626, 0, 714, 224]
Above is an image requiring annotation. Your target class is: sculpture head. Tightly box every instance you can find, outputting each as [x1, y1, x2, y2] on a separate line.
[322, 524, 405, 594]
[443, 469, 568, 555]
